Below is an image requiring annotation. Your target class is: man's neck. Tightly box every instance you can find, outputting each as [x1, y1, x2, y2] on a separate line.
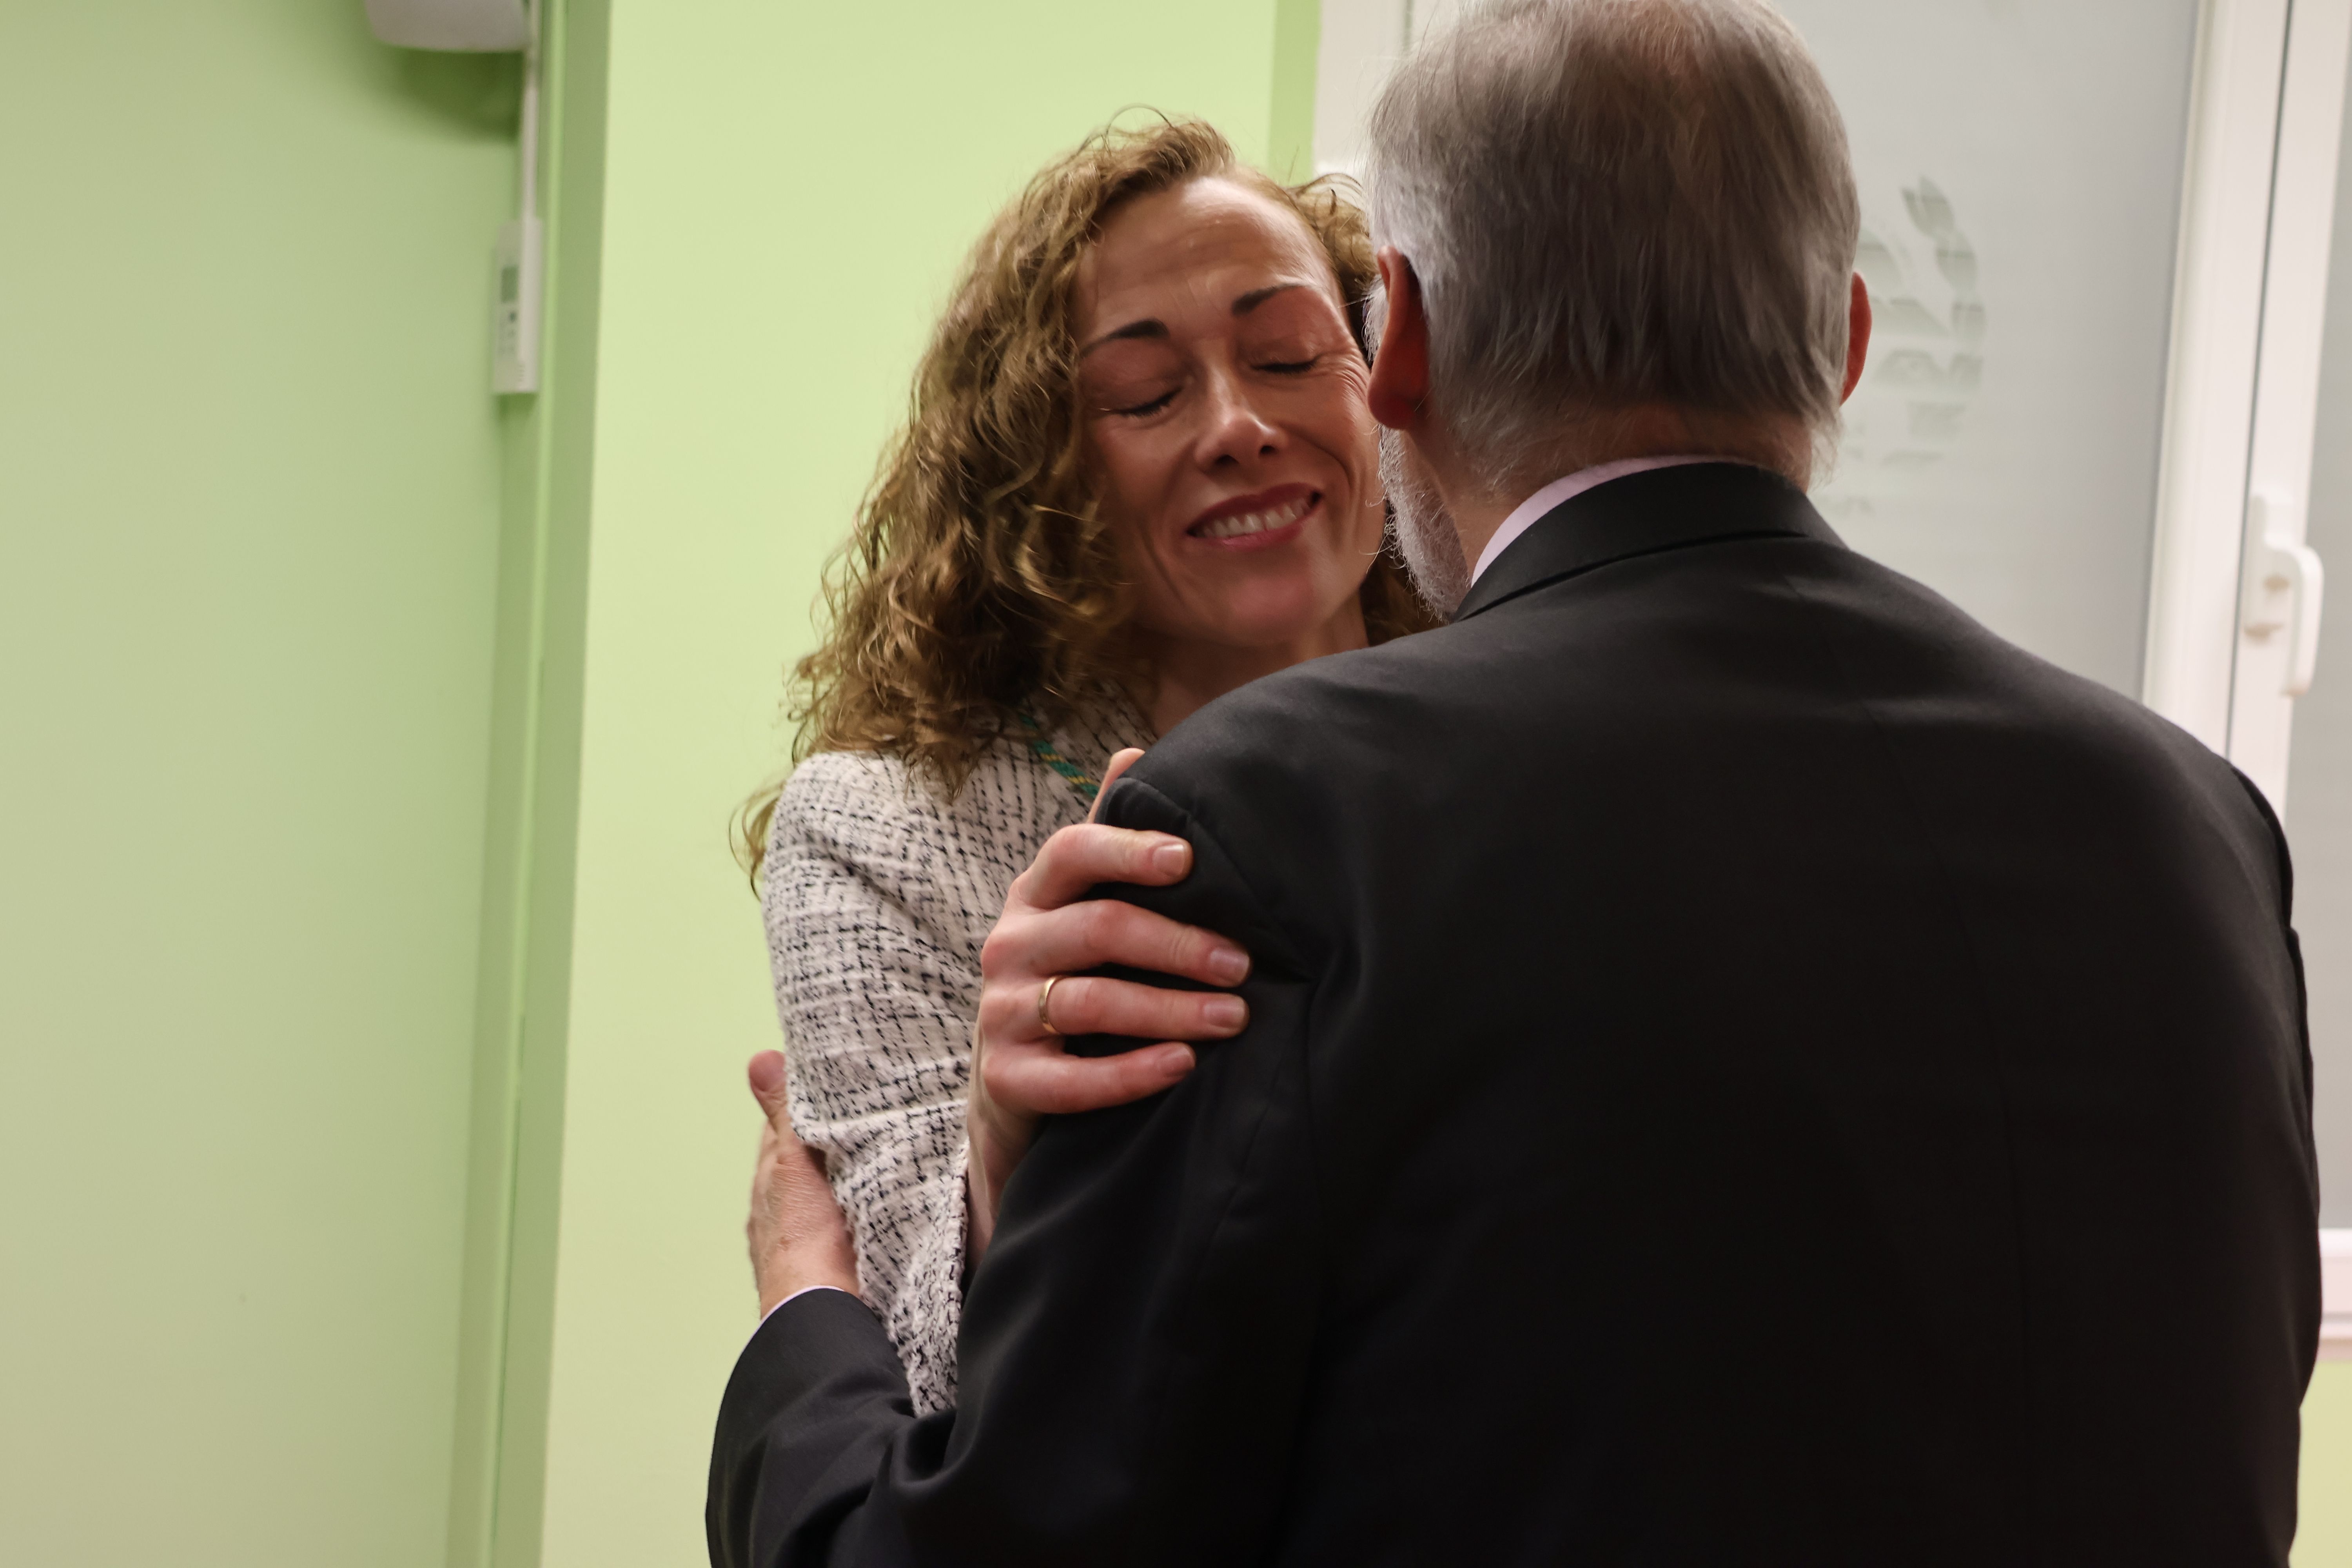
[1430, 405, 1810, 570]
[1467, 456, 1729, 584]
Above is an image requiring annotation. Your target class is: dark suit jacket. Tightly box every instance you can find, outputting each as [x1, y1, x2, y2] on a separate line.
[711, 463, 2318, 1566]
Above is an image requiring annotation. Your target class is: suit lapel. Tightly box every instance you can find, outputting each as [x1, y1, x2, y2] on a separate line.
[1451, 461, 1846, 623]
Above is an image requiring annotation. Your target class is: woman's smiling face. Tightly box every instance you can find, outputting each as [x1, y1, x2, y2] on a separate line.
[1075, 177, 1387, 658]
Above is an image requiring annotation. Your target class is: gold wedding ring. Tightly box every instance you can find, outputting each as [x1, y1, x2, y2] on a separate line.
[1036, 975, 1066, 1038]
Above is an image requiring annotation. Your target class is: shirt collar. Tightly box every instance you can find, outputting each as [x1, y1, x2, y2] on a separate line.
[1450, 461, 1841, 625]
[1470, 455, 1724, 584]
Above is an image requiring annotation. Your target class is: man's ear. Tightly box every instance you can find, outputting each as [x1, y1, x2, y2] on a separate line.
[1840, 272, 1871, 403]
[1369, 247, 1432, 430]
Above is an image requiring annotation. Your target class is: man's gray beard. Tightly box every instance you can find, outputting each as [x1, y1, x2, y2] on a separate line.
[1380, 428, 1473, 617]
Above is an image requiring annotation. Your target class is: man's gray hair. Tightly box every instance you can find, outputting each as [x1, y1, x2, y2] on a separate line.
[1368, 0, 1859, 489]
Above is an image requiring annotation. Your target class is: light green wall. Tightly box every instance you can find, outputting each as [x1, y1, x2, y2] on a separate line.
[2308, 1365, 2352, 1566]
[526, 1, 1297, 1560]
[1270, 0, 1325, 181]
[0, 4, 517, 1564]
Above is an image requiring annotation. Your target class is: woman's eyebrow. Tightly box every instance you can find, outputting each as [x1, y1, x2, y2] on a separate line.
[1232, 282, 1308, 315]
[1079, 319, 1166, 358]
[1079, 281, 1316, 356]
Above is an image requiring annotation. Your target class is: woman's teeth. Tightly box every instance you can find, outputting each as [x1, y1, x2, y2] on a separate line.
[1195, 495, 1312, 541]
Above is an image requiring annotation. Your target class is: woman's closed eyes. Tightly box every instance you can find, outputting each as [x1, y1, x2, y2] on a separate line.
[1090, 345, 1350, 420]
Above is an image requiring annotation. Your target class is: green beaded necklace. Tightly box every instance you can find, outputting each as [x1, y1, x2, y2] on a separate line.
[1016, 711, 1100, 806]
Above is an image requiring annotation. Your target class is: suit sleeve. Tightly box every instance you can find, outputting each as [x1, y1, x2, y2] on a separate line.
[710, 777, 1327, 1568]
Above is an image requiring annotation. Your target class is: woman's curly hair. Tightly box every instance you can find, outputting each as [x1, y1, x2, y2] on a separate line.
[740, 117, 1437, 878]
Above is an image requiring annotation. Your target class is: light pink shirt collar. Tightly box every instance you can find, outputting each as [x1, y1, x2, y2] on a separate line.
[1470, 455, 1722, 584]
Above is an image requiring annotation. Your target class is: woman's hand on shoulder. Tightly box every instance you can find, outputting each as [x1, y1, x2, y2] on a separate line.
[965, 749, 1254, 1259]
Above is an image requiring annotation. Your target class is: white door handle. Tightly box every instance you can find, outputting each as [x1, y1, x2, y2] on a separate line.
[2241, 494, 2327, 696]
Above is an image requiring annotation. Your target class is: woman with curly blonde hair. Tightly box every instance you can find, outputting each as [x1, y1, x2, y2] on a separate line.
[746, 116, 1435, 1414]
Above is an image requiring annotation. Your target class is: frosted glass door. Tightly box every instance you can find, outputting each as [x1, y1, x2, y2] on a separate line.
[1776, 0, 2200, 697]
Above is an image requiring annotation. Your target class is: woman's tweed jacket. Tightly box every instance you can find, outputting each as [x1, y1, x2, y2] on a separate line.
[761, 699, 1147, 1415]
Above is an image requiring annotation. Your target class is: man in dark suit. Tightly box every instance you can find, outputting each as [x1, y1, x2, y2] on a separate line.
[711, 0, 2319, 1561]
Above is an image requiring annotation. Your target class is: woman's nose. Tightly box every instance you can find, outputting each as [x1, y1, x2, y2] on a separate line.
[1192, 368, 1282, 468]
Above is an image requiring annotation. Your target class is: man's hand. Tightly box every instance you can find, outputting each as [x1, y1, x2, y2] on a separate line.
[966, 748, 1254, 1259]
[746, 1050, 860, 1317]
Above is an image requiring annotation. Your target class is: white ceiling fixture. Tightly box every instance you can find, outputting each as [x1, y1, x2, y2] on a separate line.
[362, 0, 528, 52]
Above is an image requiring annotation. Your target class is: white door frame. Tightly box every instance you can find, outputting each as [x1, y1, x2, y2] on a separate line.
[2144, 0, 2296, 754]
[2144, 0, 2352, 811]
[2226, 0, 2352, 807]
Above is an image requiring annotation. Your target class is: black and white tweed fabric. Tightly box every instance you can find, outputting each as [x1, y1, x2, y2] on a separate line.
[762, 699, 1147, 1414]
